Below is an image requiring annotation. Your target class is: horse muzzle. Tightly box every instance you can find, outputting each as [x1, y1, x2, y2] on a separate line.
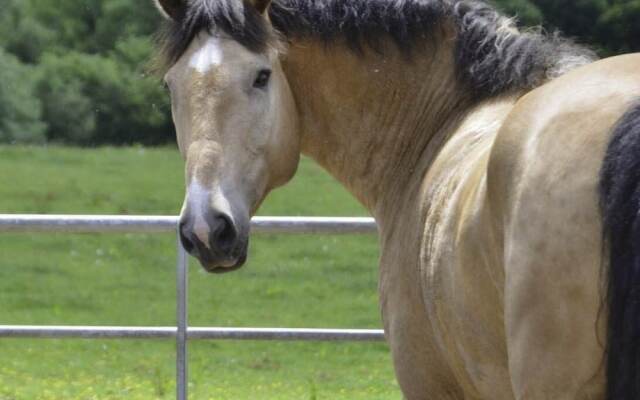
[178, 210, 249, 273]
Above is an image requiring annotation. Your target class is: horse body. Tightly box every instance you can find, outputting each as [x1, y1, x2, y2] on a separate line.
[287, 46, 640, 398]
[492, 54, 640, 399]
[152, 0, 640, 398]
[393, 54, 640, 399]
[282, 38, 640, 400]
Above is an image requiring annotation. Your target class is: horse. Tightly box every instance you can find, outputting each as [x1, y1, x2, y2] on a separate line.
[151, 0, 640, 398]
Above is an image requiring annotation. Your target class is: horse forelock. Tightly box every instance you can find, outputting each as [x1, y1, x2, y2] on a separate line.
[155, 0, 597, 97]
[156, 0, 275, 72]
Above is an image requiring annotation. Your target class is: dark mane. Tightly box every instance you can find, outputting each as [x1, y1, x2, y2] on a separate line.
[157, 0, 596, 96]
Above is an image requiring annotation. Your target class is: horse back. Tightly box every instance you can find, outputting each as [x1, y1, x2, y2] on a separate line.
[488, 53, 640, 217]
[487, 53, 640, 398]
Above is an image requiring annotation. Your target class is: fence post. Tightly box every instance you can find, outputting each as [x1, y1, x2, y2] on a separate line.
[176, 233, 188, 400]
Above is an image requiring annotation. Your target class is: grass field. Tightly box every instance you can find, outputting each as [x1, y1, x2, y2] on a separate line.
[0, 146, 400, 399]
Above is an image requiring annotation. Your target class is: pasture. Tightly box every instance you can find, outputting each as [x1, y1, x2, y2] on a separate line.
[0, 146, 399, 399]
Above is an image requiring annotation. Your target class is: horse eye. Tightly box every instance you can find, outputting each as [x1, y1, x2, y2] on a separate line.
[253, 69, 272, 89]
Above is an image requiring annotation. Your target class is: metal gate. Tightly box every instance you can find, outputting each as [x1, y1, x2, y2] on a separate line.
[0, 214, 384, 400]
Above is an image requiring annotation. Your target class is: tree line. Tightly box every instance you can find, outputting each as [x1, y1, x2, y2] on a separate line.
[0, 0, 637, 146]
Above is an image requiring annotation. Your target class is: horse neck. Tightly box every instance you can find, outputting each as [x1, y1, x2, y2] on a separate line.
[282, 30, 472, 222]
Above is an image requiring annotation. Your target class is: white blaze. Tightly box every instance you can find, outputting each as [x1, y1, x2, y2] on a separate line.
[189, 36, 224, 73]
[187, 182, 211, 247]
[186, 181, 234, 248]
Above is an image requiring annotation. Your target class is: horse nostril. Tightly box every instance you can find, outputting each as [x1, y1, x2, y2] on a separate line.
[179, 222, 196, 254]
[210, 214, 237, 250]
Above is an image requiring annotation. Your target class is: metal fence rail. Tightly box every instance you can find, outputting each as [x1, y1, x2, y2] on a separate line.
[0, 326, 385, 341]
[0, 214, 383, 400]
[0, 214, 378, 234]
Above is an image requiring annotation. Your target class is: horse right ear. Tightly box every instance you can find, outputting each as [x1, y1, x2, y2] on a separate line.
[154, 0, 187, 21]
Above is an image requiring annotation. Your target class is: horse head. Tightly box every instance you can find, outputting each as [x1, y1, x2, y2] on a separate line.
[155, 0, 299, 272]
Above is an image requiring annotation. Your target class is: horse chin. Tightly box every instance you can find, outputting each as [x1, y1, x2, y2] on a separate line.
[200, 253, 247, 274]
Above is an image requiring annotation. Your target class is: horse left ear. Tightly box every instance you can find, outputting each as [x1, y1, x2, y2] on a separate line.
[251, 0, 272, 15]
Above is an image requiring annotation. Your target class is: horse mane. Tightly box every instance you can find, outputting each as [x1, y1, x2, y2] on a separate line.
[157, 0, 597, 97]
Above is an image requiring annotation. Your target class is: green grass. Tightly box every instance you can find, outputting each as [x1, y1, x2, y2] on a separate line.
[0, 146, 400, 399]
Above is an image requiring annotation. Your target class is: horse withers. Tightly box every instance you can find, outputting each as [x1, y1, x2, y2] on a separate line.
[152, 0, 640, 398]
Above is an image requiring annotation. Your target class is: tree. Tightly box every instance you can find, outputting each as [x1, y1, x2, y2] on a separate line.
[0, 0, 56, 64]
[0, 49, 46, 143]
[492, 0, 544, 26]
[36, 49, 171, 145]
[597, 0, 640, 54]
[17, 0, 172, 145]
[493, 0, 640, 55]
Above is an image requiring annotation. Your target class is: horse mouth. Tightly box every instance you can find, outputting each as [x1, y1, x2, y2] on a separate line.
[200, 253, 247, 274]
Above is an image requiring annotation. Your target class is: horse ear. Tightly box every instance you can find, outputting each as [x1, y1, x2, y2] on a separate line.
[251, 0, 272, 15]
[153, 0, 187, 21]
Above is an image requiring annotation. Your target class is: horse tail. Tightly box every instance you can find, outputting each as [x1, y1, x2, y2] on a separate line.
[599, 99, 640, 400]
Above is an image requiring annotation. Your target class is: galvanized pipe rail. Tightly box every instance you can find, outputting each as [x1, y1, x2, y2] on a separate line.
[0, 214, 383, 400]
[0, 214, 378, 234]
[0, 326, 385, 341]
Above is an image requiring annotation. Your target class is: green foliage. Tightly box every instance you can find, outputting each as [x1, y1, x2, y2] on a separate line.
[0, 49, 46, 143]
[597, 0, 640, 54]
[17, 0, 161, 55]
[36, 53, 97, 143]
[535, 0, 608, 39]
[494, 0, 640, 55]
[24, 0, 109, 54]
[94, 0, 162, 53]
[0, 0, 171, 146]
[492, 0, 544, 26]
[36, 49, 171, 145]
[0, 1, 56, 64]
